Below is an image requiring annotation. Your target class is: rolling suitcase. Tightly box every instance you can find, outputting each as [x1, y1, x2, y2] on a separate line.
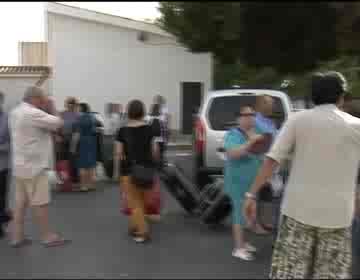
[197, 178, 232, 225]
[159, 163, 200, 214]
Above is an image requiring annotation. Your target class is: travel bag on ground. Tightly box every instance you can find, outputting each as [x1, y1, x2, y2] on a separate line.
[159, 163, 200, 214]
[197, 179, 232, 225]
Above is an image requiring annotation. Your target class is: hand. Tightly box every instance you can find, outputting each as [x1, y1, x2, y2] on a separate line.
[45, 97, 57, 115]
[249, 134, 264, 144]
[54, 135, 63, 143]
[243, 198, 257, 226]
[249, 134, 264, 142]
[119, 153, 126, 161]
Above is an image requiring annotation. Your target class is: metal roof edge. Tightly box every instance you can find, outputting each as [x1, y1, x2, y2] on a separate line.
[0, 74, 44, 78]
[0, 66, 52, 76]
[45, 2, 174, 39]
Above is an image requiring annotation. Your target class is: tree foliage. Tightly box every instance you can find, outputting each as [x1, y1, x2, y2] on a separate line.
[158, 2, 243, 64]
[239, 3, 338, 74]
[158, 2, 345, 74]
[213, 60, 280, 90]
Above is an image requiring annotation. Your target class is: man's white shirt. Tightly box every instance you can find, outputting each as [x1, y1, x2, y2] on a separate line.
[267, 104, 360, 228]
[9, 102, 63, 179]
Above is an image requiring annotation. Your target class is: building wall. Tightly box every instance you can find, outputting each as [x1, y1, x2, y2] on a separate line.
[18, 42, 48, 66]
[47, 12, 212, 130]
[0, 77, 49, 112]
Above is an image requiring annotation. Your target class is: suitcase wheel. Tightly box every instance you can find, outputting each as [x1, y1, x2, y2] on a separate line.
[160, 165, 199, 214]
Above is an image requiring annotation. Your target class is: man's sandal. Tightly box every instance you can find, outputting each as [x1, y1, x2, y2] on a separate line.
[10, 238, 33, 248]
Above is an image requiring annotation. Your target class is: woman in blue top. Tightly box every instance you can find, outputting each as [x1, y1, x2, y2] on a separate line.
[71, 103, 98, 192]
[224, 105, 269, 261]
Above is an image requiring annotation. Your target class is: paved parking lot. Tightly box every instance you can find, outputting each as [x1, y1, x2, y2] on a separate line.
[1, 151, 358, 278]
[0, 180, 274, 279]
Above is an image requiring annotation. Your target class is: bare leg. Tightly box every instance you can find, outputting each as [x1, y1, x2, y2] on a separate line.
[89, 168, 96, 190]
[233, 224, 246, 250]
[12, 196, 28, 243]
[79, 169, 89, 191]
[32, 204, 58, 242]
[32, 204, 70, 247]
[252, 222, 271, 234]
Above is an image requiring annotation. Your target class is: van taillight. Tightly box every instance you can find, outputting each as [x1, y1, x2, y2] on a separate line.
[195, 119, 205, 154]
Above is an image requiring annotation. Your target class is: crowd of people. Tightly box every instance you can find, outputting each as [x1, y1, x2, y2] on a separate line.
[0, 86, 169, 247]
[0, 71, 359, 278]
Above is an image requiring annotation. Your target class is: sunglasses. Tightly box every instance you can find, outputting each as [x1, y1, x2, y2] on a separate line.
[239, 113, 256, 117]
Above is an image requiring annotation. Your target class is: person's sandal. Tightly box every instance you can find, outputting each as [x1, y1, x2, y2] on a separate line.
[42, 237, 71, 248]
[145, 214, 161, 223]
[79, 186, 90, 192]
[10, 238, 33, 248]
[132, 233, 150, 244]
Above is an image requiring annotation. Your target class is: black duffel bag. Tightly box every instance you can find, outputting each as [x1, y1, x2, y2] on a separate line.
[131, 162, 156, 190]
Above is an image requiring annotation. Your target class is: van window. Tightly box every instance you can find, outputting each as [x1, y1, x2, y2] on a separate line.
[207, 95, 286, 131]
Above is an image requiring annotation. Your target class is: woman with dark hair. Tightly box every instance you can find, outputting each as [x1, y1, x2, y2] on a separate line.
[71, 103, 98, 192]
[224, 105, 270, 261]
[115, 100, 159, 243]
[59, 97, 80, 186]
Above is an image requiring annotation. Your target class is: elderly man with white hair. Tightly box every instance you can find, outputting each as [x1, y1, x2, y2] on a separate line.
[9, 86, 70, 248]
[244, 71, 360, 279]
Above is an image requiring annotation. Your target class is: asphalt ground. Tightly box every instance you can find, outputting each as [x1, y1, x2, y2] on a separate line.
[0, 151, 275, 279]
[0, 150, 358, 278]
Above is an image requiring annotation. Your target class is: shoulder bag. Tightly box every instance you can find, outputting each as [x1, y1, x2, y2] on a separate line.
[125, 126, 156, 190]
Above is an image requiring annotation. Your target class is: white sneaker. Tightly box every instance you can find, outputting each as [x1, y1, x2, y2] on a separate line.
[133, 237, 146, 243]
[232, 248, 255, 261]
[245, 243, 257, 253]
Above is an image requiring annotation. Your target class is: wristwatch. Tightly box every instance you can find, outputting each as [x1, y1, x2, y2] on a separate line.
[245, 192, 257, 200]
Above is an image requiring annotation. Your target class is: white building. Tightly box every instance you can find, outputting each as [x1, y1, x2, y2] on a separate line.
[0, 66, 51, 112]
[44, 2, 212, 134]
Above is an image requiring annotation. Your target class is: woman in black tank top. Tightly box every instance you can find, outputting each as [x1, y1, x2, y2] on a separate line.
[115, 100, 159, 243]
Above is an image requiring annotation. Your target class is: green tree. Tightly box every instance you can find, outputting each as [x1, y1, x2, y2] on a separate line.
[158, 2, 339, 74]
[239, 3, 338, 74]
[158, 2, 243, 64]
[332, 2, 360, 56]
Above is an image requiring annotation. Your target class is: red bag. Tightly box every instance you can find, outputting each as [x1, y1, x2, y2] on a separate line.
[121, 177, 161, 216]
[55, 160, 73, 192]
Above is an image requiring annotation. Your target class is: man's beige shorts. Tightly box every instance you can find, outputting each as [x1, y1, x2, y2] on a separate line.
[15, 171, 51, 206]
